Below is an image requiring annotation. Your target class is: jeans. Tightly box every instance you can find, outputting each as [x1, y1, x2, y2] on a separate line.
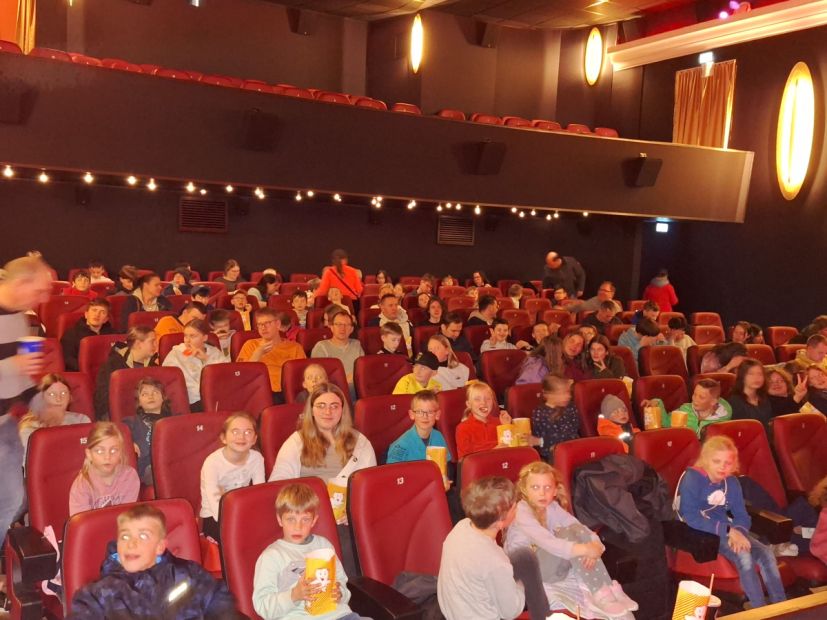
[0, 415, 25, 545]
[717, 532, 786, 607]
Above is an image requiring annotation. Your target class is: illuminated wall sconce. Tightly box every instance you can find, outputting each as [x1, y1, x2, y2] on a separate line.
[584, 27, 604, 86]
[776, 62, 815, 200]
[411, 14, 424, 74]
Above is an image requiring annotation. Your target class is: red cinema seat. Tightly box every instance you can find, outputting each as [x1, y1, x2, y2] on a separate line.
[566, 123, 592, 134]
[315, 91, 351, 104]
[478, 286, 500, 299]
[158, 332, 220, 362]
[29, 47, 71, 61]
[412, 325, 439, 355]
[686, 344, 715, 376]
[398, 277, 421, 286]
[281, 358, 349, 404]
[56, 310, 85, 341]
[306, 309, 326, 329]
[632, 375, 688, 419]
[542, 309, 573, 328]
[50, 280, 70, 295]
[41, 337, 66, 373]
[524, 298, 551, 321]
[501, 309, 531, 330]
[639, 345, 688, 380]
[127, 310, 176, 330]
[359, 326, 407, 355]
[606, 324, 629, 345]
[503, 116, 532, 128]
[62, 499, 200, 615]
[259, 404, 303, 476]
[279, 282, 309, 297]
[436, 388, 466, 463]
[776, 344, 805, 363]
[771, 413, 827, 495]
[767, 326, 799, 348]
[532, 119, 562, 131]
[63, 372, 95, 419]
[626, 300, 646, 312]
[505, 383, 542, 419]
[200, 362, 273, 420]
[104, 295, 130, 332]
[594, 127, 619, 137]
[201, 74, 242, 87]
[90, 281, 115, 297]
[313, 295, 355, 312]
[471, 112, 502, 125]
[690, 373, 735, 400]
[690, 325, 725, 345]
[39, 295, 90, 337]
[354, 354, 411, 398]
[632, 428, 699, 494]
[69, 53, 102, 66]
[480, 349, 527, 400]
[459, 447, 539, 490]
[242, 80, 283, 94]
[446, 296, 475, 311]
[78, 333, 125, 382]
[745, 344, 776, 365]
[456, 351, 477, 380]
[152, 413, 228, 513]
[267, 295, 293, 312]
[220, 478, 344, 620]
[230, 331, 259, 360]
[0, 39, 23, 54]
[436, 108, 466, 120]
[108, 367, 190, 423]
[391, 102, 421, 114]
[354, 394, 413, 463]
[358, 306, 380, 327]
[193, 281, 227, 296]
[573, 379, 634, 437]
[690, 312, 724, 329]
[610, 346, 639, 379]
[463, 325, 490, 356]
[283, 87, 314, 99]
[437, 285, 466, 298]
[354, 96, 388, 110]
[296, 327, 332, 356]
[155, 67, 192, 81]
[552, 437, 626, 511]
[349, 461, 451, 586]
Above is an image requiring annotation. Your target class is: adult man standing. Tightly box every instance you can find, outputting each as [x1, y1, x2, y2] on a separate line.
[0, 257, 51, 549]
[541, 251, 586, 298]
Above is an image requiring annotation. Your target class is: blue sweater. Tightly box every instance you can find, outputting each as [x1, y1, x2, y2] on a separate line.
[386, 425, 452, 464]
[677, 467, 751, 540]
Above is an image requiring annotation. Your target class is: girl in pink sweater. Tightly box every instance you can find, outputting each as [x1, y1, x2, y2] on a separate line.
[809, 476, 827, 566]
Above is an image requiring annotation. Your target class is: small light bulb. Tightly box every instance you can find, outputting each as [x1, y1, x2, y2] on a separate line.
[511, 207, 517, 213]
[83, 172, 94, 184]
[583, 211, 589, 217]
[126, 175, 138, 186]
[554, 211, 560, 219]
[199, 188, 207, 195]
[306, 190, 314, 197]
[436, 204, 443, 212]
[376, 196, 383, 202]
[455, 203, 462, 211]
[3, 165, 14, 178]
[38, 171, 49, 183]
[519, 211, 525, 218]
[186, 181, 195, 193]
[333, 193, 342, 202]
[546, 213, 552, 221]
[370, 198, 377, 206]
[474, 205, 481, 215]
[255, 187, 266, 200]
[295, 192, 303, 201]
[530, 209, 536, 216]
[147, 178, 157, 191]
[446, 202, 452, 209]
[225, 185, 234, 193]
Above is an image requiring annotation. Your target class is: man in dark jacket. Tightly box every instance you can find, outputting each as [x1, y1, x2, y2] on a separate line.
[68, 504, 241, 619]
[61, 299, 115, 371]
[541, 252, 586, 298]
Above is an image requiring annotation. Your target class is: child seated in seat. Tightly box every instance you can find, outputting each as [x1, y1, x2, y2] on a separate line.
[386, 390, 452, 469]
[666, 316, 696, 361]
[378, 322, 404, 356]
[68, 504, 241, 619]
[393, 352, 442, 395]
[597, 394, 639, 453]
[230, 289, 253, 331]
[455, 381, 512, 459]
[532, 375, 580, 461]
[296, 363, 329, 404]
[676, 436, 787, 609]
[505, 462, 638, 619]
[508, 283, 523, 309]
[209, 309, 235, 361]
[326, 287, 352, 316]
[252, 483, 366, 620]
[63, 270, 98, 300]
[291, 291, 309, 329]
[480, 319, 531, 353]
[664, 378, 732, 436]
[123, 377, 173, 485]
[69, 422, 140, 516]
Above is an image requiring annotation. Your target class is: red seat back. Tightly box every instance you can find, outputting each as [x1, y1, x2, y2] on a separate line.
[359, 326, 407, 355]
[690, 312, 723, 329]
[152, 413, 229, 514]
[524, 298, 551, 321]
[279, 282, 309, 297]
[230, 330, 259, 361]
[446, 296, 475, 311]
[771, 413, 827, 495]
[459, 447, 539, 490]
[56, 311, 85, 342]
[436, 388, 466, 463]
[41, 337, 66, 374]
[455, 351, 476, 380]
[78, 333, 125, 381]
[532, 119, 562, 131]
[296, 327, 332, 356]
[354, 395, 413, 463]
[542, 309, 573, 328]
[463, 325, 490, 356]
[158, 332, 221, 362]
[606, 323, 629, 345]
[573, 379, 634, 436]
[745, 344, 776, 365]
[767, 326, 799, 348]
[259, 404, 304, 476]
[63, 499, 200, 614]
[471, 112, 502, 125]
[349, 461, 451, 584]
[503, 116, 531, 128]
[354, 354, 411, 398]
[0, 40, 23, 54]
[658, 313, 686, 327]
[391, 102, 422, 114]
[594, 127, 619, 137]
[776, 344, 805, 363]
[437, 108, 465, 120]
[632, 428, 699, 494]
[632, 375, 688, 417]
[26, 423, 135, 534]
[552, 437, 626, 512]
[412, 325, 439, 356]
[686, 344, 716, 375]
[354, 97, 388, 110]
[505, 383, 542, 419]
[357, 306, 381, 327]
[127, 311, 176, 330]
[282, 358, 349, 404]
[221, 478, 341, 620]
[63, 372, 95, 419]
[108, 367, 190, 423]
[690, 325, 725, 345]
[104, 295, 131, 332]
[200, 362, 273, 420]
[289, 273, 318, 283]
[480, 349, 527, 400]
[437, 286, 466, 298]
[639, 345, 688, 380]
[690, 372, 736, 399]
[306, 309, 326, 329]
[704, 420, 787, 508]
[39, 295, 90, 337]
[567, 123, 592, 134]
[501, 309, 531, 329]
[29, 47, 71, 61]
[610, 345, 639, 379]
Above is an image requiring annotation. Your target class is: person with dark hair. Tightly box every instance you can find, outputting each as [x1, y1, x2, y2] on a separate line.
[61, 299, 114, 371]
[467, 295, 499, 327]
[62, 270, 98, 300]
[617, 318, 664, 361]
[700, 342, 748, 374]
[190, 285, 214, 312]
[88, 260, 113, 285]
[161, 268, 192, 296]
[375, 270, 392, 286]
[94, 326, 159, 420]
[631, 300, 660, 325]
[541, 251, 585, 298]
[162, 319, 224, 411]
[731, 321, 751, 345]
[587, 335, 626, 379]
[316, 249, 364, 303]
[665, 378, 732, 435]
[121, 272, 172, 328]
[785, 334, 827, 374]
[470, 271, 490, 288]
[582, 300, 622, 336]
[516, 336, 565, 385]
[214, 259, 242, 293]
[113, 265, 138, 296]
[419, 296, 445, 327]
[122, 378, 174, 485]
[440, 312, 474, 358]
[766, 368, 809, 416]
[789, 315, 827, 344]
[666, 315, 696, 361]
[642, 269, 678, 312]
[729, 359, 775, 433]
[747, 323, 765, 345]
[153, 301, 208, 339]
[249, 273, 279, 309]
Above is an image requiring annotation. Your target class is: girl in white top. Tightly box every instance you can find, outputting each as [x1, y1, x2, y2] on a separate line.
[200, 412, 265, 542]
[427, 334, 470, 390]
[269, 383, 376, 524]
[504, 461, 637, 619]
[162, 319, 224, 409]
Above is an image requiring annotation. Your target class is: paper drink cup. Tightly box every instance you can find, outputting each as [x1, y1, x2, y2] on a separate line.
[644, 406, 662, 430]
[17, 336, 44, 355]
[513, 418, 531, 446]
[670, 410, 689, 428]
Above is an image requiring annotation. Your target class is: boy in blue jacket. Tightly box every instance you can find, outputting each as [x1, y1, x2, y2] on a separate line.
[386, 390, 452, 468]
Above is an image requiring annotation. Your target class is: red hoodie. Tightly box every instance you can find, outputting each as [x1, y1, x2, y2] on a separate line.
[642, 277, 678, 312]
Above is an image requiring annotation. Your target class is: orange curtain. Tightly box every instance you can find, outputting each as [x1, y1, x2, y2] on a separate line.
[0, 0, 36, 53]
[673, 59, 737, 148]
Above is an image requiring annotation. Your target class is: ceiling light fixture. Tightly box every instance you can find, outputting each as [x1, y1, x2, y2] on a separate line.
[3, 165, 15, 178]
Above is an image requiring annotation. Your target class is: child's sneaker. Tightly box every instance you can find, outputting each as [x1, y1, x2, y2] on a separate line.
[589, 584, 629, 617]
[610, 580, 639, 611]
[771, 542, 799, 557]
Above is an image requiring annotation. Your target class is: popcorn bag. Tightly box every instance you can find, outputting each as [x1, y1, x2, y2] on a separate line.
[672, 580, 710, 620]
[644, 405, 662, 430]
[621, 375, 634, 398]
[426, 445, 448, 481]
[670, 410, 689, 428]
[327, 481, 347, 523]
[512, 418, 531, 446]
[305, 548, 337, 616]
[497, 424, 515, 447]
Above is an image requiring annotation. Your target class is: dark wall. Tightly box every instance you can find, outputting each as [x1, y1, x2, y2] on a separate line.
[0, 182, 640, 300]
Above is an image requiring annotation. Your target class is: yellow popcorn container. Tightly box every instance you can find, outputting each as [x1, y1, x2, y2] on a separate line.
[497, 424, 515, 446]
[327, 481, 347, 523]
[305, 548, 337, 616]
[672, 580, 710, 620]
[644, 406, 662, 430]
[426, 445, 448, 481]
[512, 418, 532, 446]
[670, 410, 689, 428]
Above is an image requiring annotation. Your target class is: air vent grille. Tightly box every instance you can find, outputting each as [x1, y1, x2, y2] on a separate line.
[437, 215, 474, 246]
[179, 197, 228, 233]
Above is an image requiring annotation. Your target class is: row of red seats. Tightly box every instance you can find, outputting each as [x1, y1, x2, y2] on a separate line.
[1, 40, 619, 137]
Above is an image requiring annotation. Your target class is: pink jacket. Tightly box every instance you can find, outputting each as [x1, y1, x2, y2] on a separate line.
[811, 508, 827, 566]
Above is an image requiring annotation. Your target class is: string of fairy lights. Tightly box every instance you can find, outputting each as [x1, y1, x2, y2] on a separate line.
[0, 163, 592, 221]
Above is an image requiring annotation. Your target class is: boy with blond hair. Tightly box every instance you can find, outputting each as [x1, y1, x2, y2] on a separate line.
[253, 483, 366, 620]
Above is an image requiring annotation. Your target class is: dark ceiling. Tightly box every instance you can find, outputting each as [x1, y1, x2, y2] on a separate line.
[262, 0, 697, 29]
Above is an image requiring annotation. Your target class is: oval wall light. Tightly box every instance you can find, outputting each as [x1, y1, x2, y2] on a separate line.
[776, 62, 815, 200]
[584, 27, 603, 86]
[411, 14, 424, 74]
